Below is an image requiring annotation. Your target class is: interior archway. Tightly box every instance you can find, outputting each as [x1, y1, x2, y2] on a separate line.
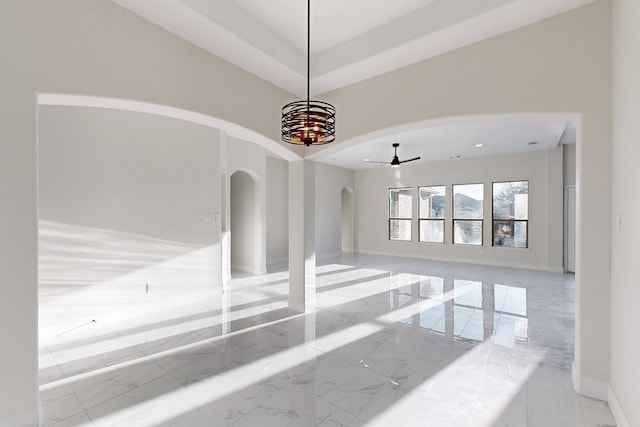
[230, 169, 261, 275]
[341, 187, 354, 253]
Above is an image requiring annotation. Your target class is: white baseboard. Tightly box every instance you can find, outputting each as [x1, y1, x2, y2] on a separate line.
[267, 251, 343, 267]
[356, 249, 560, 273]
[571, 362, 609, 401]
[266, 256, 288, 266]
[0, 407, 40, 427]
[608, 386, 631, 427]
[231, 263, 253, 274]
[571, 362, 579, 392]
[317, 251, 342, 261]
[231, 262, 267, 275]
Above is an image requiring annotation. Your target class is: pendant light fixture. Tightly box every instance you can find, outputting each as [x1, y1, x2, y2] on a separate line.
[281, 0, 335, 146]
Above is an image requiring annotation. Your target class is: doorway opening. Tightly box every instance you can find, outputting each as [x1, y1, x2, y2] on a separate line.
[341, 187, 354, 253]
[230, 170, 261, 275]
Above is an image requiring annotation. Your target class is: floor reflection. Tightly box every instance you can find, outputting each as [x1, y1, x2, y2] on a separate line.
[393, 278, 529, 346]
[39, 254, 614, 427]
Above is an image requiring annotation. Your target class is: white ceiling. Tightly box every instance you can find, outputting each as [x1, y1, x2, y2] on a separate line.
[232, 0, 438, 55]
[114, 0, 594, 97]
[112, 0, 585, 168]
[312, 120, 575, 170]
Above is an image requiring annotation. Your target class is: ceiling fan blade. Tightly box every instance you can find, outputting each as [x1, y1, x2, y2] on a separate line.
[364, 160, 389, 164]
[399, 156, 421, 164]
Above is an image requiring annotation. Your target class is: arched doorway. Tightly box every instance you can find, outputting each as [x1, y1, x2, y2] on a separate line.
[230, 170, 261, 275]
[341, 187, 354, 253]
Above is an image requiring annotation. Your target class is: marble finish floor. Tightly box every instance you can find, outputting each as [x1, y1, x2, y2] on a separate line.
[38, 254, 616, 426]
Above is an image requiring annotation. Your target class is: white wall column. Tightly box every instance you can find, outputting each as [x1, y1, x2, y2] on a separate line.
[218, 131, 231, 288]
[256, 174, 267, 276]
[0, 97, 39, 427]
[288, 160, 316, 312]
[610, 0, 640, 424]
[573, 117, 612, 401]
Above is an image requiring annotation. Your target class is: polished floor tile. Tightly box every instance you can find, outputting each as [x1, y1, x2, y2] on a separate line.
[39, 254, 615, 426]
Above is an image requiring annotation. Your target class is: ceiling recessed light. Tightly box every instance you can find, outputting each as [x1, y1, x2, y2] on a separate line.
[364, 158, 370, 162]
[475, 143, 483, 147]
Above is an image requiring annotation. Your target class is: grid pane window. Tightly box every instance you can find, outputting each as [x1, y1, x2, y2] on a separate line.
[453, 183, 483, 245]
[493, 181, 528, 248]
[389, 188, 412, 241]
[419, 186, 445, 243]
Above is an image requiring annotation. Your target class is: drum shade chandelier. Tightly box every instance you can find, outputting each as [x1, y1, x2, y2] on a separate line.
[281, 0, 335, 146]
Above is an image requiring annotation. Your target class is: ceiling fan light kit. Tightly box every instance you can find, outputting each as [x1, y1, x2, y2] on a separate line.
[281, 0, 336, 146]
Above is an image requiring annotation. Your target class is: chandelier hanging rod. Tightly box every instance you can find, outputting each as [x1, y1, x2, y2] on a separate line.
[281, 0, 336, 146]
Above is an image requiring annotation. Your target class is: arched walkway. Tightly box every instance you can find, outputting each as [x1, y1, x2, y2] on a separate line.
[230, 169, 263, 275]
[341, 187, 354, 253]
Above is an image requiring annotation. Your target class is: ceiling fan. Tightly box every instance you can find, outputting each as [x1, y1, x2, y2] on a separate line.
[366, 143, 421, 168]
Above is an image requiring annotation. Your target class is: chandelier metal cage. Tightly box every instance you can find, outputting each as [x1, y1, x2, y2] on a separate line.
[282, 100, 335, 146]
[281, 0, 335, 146]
